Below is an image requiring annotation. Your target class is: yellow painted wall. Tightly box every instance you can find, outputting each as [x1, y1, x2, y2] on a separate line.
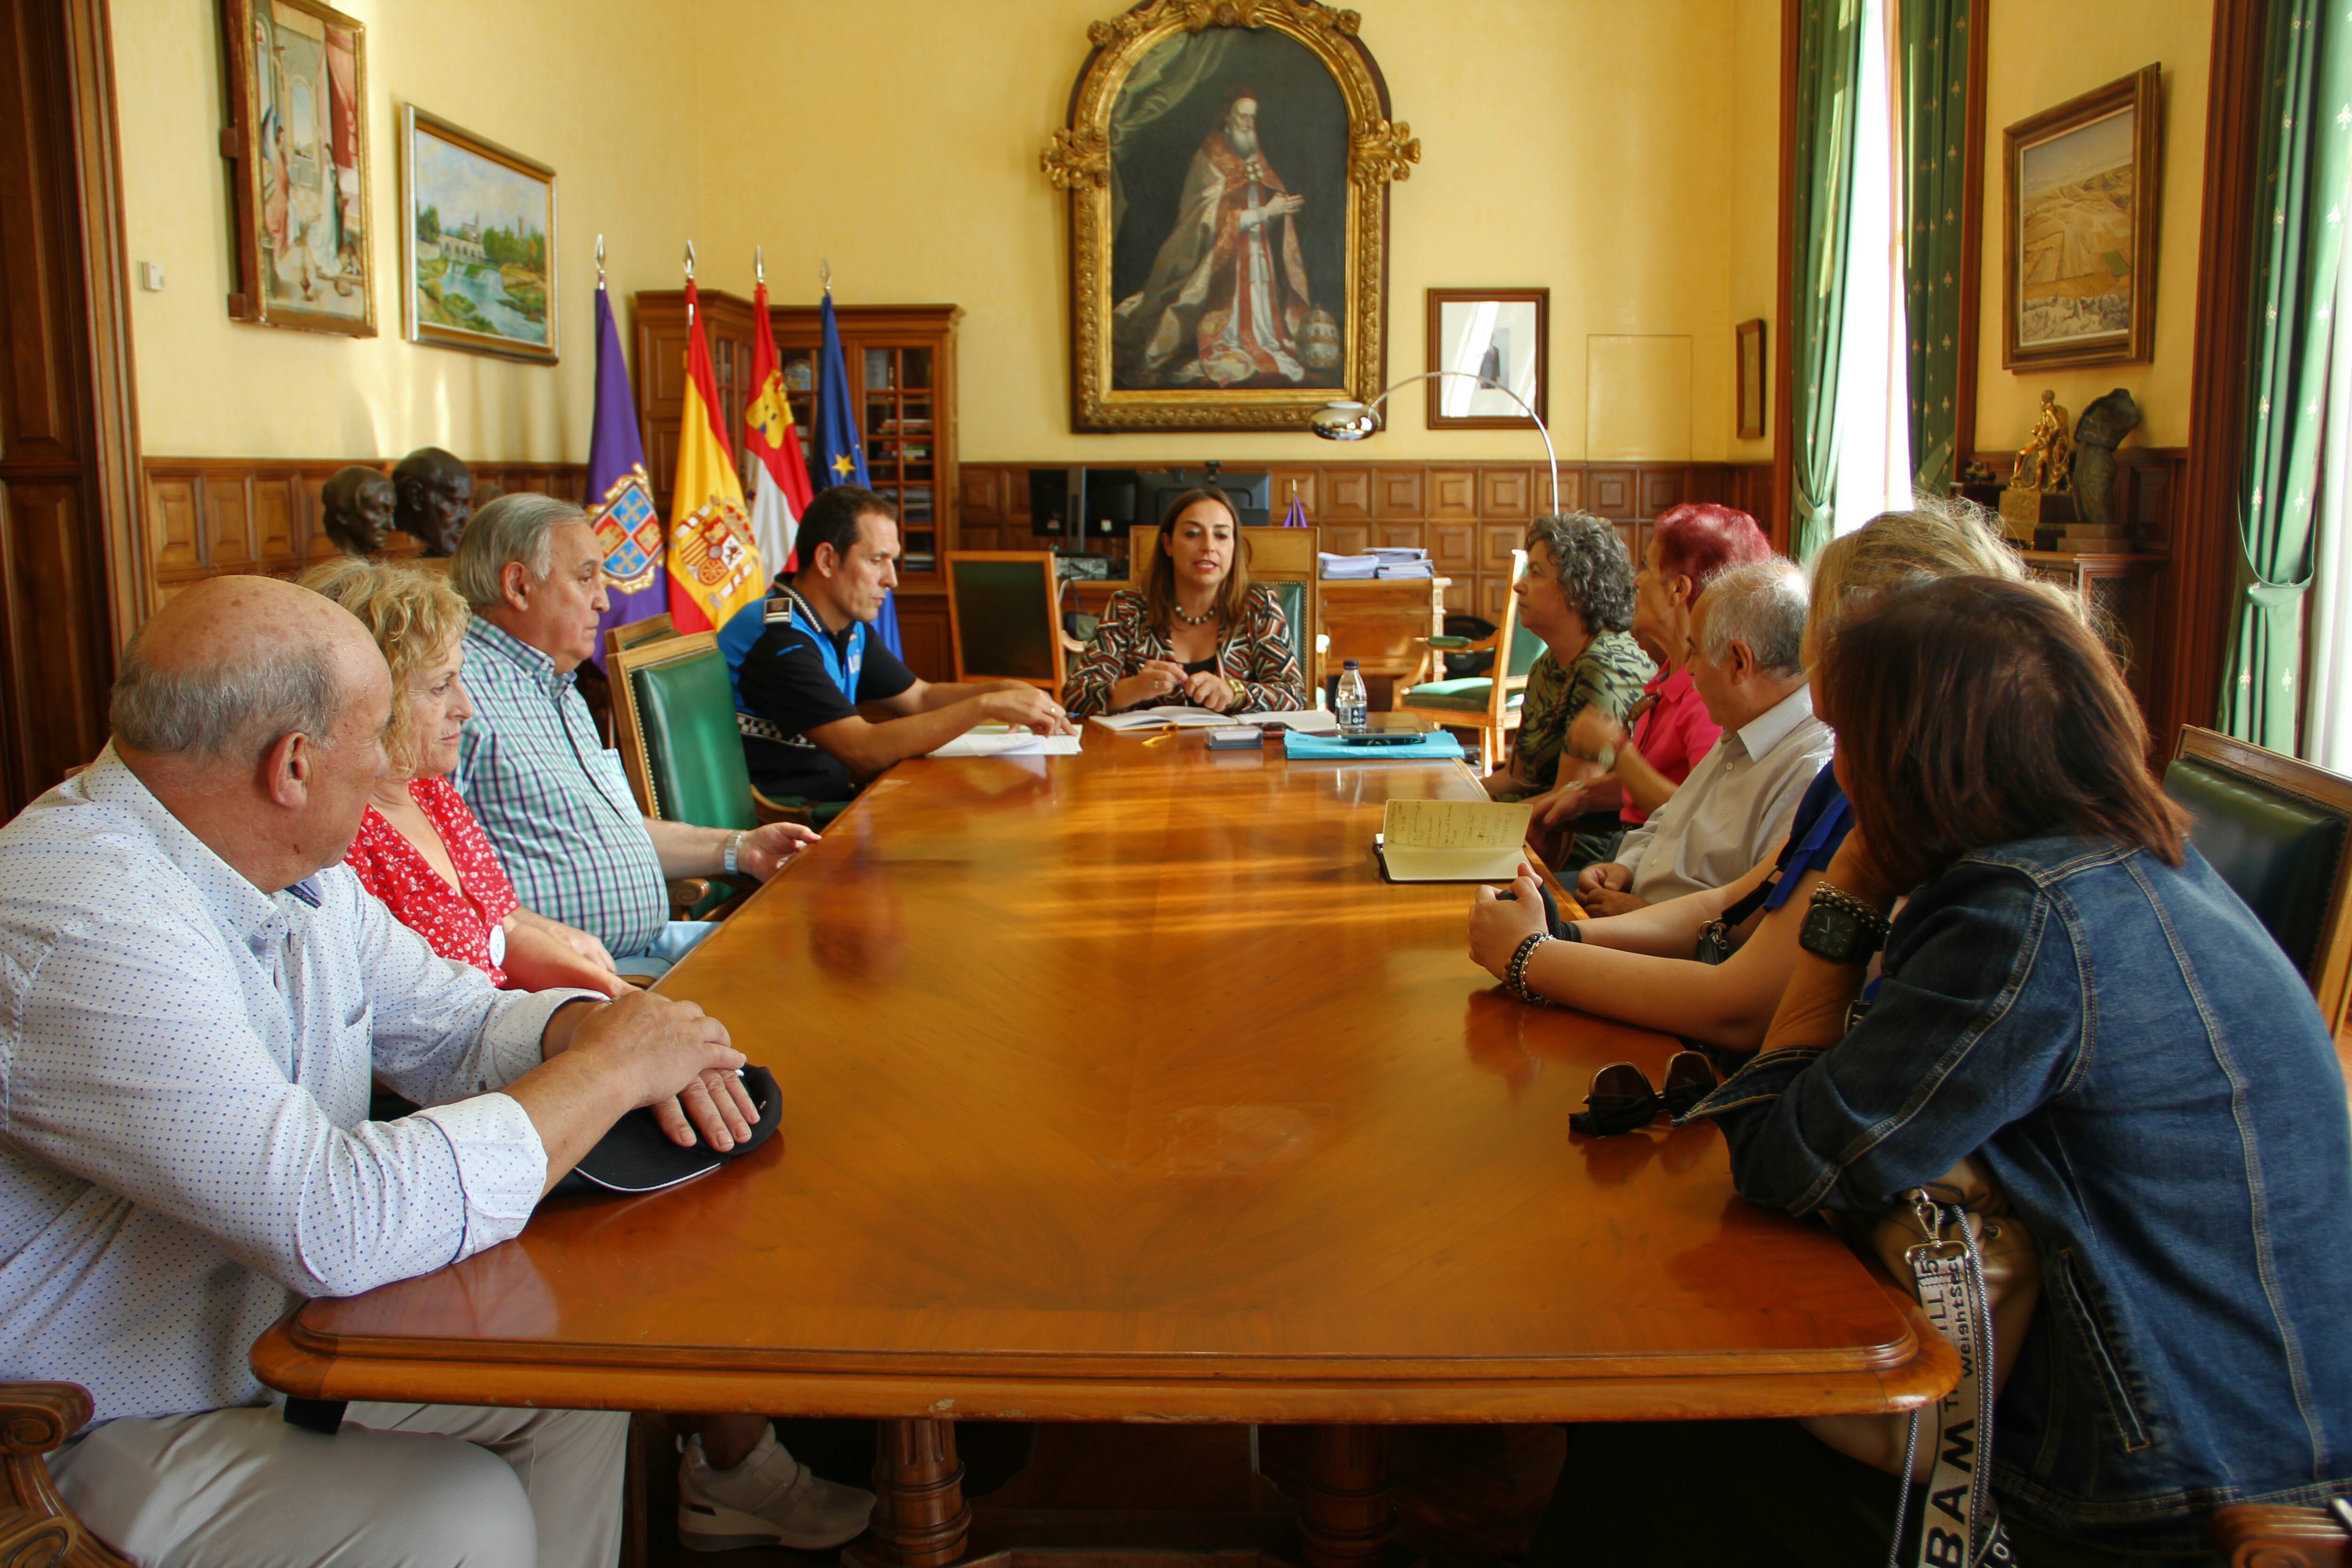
[693, 0, 1766, 465]
[112, 0, 700, 462]
[1972, 0, 2212, 454]
[113, 0, 1777, 469]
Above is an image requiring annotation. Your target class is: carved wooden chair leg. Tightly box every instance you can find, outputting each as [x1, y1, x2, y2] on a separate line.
[0, 1383, 134, 1568]
[2208, 1502, 2351, 1568]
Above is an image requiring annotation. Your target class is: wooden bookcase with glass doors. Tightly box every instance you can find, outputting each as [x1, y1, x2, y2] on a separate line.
[631, 294, 961, 581]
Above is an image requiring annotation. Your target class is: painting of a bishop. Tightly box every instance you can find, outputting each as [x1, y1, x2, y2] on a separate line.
[1113, 87, 1340, 389]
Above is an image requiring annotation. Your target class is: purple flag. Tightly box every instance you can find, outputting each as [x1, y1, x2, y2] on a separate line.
[587, 277, 668, 665]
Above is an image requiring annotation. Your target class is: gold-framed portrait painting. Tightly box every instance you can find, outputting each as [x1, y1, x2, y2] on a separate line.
[219, 0, 375, 336]
[1043, 0, 1419, 431]
[2002, 64, 2162, 370]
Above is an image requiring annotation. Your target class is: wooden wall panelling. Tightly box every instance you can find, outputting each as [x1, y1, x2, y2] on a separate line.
[1637, 468, 1687, 517]
[150, 475, 199, 572]
[1429, 468, 1477, 521]
[1429, 522, 1477, 575]
[1478, 574, 1513, 624]
[1479, 466, 1534, 519]
[959, 467, 1003, 525]
[1323, 467, 1375, 522]
[894, 597, 952, 685]
[1375, 468, 1427, 520]
[1269, 465, 1319, 519]
[1587, 467, 1637, 518]
[1324, 523, 1371, 557]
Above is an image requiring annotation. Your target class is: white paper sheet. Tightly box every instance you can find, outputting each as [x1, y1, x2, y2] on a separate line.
[927, 732, 1084, 757]
[1088, 707, 1230, 731]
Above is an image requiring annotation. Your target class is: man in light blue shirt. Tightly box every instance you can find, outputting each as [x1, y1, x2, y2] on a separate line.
[0, 576, 756, 1568]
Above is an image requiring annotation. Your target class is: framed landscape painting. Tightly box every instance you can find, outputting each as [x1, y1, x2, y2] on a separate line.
[2003, 65, 2161, 369]
[219, 0, 375, 335]
[399, 107, 558, 363]
[1043, 0, 1419, 431]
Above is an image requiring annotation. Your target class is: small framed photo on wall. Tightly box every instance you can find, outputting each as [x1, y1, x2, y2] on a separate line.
[1736, 318, 1767, 440]
[1426, 289, 1549, 429]
[2002, 64, 2162, 370]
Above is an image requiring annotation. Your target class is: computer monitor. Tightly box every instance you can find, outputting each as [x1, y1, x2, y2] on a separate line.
[1027, 466, 1271, 537]
[1143, 467, 1271, 528]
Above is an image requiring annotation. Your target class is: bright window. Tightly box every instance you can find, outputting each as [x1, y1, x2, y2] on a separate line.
[1832, 0, 1914, 538]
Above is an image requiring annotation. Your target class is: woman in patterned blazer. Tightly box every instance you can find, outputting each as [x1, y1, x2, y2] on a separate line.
[1065, 487, 1309, 717]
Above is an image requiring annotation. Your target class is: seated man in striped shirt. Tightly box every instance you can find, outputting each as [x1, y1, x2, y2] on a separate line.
[0, 575, 756, 1566]
[450, 494, 819, 980]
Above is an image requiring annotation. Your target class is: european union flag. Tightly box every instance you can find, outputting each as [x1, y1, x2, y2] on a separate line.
[815, 289, 900, 654]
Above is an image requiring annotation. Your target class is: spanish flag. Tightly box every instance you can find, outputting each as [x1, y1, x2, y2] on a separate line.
[665, 276, 763, 634]
[745, 278, 815, 573]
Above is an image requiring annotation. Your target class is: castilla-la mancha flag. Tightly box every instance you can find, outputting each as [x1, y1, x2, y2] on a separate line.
[744, 279, 815, 573]
[664, 277, 764, 633]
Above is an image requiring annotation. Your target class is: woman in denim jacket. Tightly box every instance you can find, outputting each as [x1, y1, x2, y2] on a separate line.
[1534, 577, 2352, 1566]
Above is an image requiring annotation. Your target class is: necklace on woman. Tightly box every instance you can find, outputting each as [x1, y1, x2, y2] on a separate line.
[1172, 601, 1216, 626]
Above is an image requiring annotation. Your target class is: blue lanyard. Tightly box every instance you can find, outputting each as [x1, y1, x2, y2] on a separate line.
[780, 590, 864, 706]
[1761, 789, 1853, 913]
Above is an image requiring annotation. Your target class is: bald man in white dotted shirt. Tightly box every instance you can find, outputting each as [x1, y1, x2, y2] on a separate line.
[0, 576, 759, 1568]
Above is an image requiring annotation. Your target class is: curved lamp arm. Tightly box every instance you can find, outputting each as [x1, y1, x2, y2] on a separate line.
[1308, 371, 1560, 515]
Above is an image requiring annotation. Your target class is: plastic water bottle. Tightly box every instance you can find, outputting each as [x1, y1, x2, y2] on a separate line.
[1335, 660, 1369, 732]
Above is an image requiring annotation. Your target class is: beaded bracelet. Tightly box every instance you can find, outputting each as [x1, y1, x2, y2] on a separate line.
[1507, 931, 1553, 1003]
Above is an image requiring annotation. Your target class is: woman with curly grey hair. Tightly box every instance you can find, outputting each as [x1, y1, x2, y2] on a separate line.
[1480, 511, 1653, 870]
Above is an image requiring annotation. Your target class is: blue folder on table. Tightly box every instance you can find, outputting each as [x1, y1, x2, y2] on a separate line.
[1283, 732, 1465, 762]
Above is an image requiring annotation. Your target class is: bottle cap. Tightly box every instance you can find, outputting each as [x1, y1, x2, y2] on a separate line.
[1343, 659, 1360, 669]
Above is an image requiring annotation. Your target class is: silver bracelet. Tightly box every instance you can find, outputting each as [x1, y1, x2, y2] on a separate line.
[722, 830, 747, 877]
[1507, 931, 1553, 1003]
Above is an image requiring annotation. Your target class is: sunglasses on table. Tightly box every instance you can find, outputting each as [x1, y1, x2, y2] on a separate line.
[1569, 1051, 1721, 1137]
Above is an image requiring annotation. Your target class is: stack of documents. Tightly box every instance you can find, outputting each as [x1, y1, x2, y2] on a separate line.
[1318, 553, 1380, 580]
[1319, 547, 1434, 580]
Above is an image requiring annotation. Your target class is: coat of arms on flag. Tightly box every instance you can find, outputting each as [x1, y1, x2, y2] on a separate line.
[590, 466, 663, 592]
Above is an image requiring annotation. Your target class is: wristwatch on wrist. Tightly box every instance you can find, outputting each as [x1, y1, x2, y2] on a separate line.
[723, 830, 747, 877]
[1798, 882, 1893, 965]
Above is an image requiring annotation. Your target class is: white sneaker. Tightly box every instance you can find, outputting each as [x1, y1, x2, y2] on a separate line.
[677, 1428, 877, 1552]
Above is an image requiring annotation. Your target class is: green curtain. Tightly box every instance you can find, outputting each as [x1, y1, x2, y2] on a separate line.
[1788, 0, 1867, 561]
[1899, 0, 1973, 494]
[2223, 0, 2352, 746]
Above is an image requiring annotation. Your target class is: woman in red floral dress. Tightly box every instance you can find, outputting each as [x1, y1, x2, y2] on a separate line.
[304, 557, 625, 994]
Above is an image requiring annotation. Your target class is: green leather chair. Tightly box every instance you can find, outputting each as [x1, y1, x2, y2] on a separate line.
[611, 631, 845, 919]
[1397, 549, 1545, 771]
[1267, 577, 1315, 695]
[2163, 725, 2352, 1035]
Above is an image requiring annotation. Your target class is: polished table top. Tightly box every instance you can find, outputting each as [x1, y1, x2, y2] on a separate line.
[255, 733, 1949, 1423]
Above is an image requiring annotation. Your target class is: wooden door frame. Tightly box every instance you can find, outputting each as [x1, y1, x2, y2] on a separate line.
[2154, 0, 2272, 754]
[0, 0, 144, 815]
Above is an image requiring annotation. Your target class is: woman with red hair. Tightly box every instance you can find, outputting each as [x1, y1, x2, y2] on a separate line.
[1531, 503, 1771, 901]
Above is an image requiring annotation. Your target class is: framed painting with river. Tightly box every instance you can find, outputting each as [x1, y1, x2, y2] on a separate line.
[1043, 0, 1419, 431]
[399, 106, 558, 364]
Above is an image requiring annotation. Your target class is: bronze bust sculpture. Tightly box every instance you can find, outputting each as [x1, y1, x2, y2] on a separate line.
[319, 465, 396, 557]
[391, 447, 474, 557]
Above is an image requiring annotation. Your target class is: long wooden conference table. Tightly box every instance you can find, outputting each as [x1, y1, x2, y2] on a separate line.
[254, 732, 1954, 1568]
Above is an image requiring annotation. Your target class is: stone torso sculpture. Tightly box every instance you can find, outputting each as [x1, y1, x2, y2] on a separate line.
[392, 447, 475, 557]
[2071, 388, 2144, 529]
[320, 465, 395, 556]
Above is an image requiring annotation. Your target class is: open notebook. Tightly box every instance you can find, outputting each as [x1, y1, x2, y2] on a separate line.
[1375, 799, 1532, 882]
